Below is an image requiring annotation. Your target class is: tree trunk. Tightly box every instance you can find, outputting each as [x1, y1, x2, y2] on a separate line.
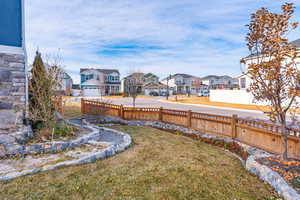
[281, 125, 288, 161]
[133, 97, 136, 108]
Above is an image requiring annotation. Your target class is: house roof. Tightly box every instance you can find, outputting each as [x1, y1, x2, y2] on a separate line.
[143, 82, 167, 88]
[201, 75, 233, 80]
[290, 38, 300, 48]
[243, 38, 300, 60]
[63, 72, 72, 79]
[80, 68, 120, 74]
[144, 73, 158, 78]
[124, 72, 144, 79]
[161, 73, 199, 81]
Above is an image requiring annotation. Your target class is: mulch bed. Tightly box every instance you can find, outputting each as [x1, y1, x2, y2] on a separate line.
[256, 157, 300, 193]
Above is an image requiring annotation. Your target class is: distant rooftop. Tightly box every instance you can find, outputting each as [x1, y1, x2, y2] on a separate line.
[290, 38, 300, 48]
[162, 73, 199, 80]
[244, 38, 300, 60]
[124, 72, 144, 79]
[80, 68, 119, 74]
[201, 75, 233, 80]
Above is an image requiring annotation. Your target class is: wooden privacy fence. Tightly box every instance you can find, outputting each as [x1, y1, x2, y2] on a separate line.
[82, 99, 300, 158]
[53, 96, 64, 113]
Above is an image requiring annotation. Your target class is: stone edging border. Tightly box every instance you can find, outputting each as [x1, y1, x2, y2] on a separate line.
[90, 116, 299, 200]
[246, 154, 300, 200]
[0, 120, 132, 181]
[0, 120, 129, 158]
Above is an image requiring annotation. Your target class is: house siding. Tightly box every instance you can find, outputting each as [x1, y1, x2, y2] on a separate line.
[0, 0, 23, 47]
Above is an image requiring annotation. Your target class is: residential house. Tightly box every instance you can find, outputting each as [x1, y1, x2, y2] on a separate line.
[57, 72, 73, 96]
[209, 74, 256, 105]
[71, 84, 81, 97]
[237, 38, 300, 91]
[80, 68, 120, 96]
[143, 73, 168, 95]
[0, 0, 27, 133]
[144, 73, 159, 85]
[200, 75, 238, 89]
[209, 38, 300, 105]
[122, 72, 168, 95]
[161, 74, 201, 95]
[122, 73, 144, 95]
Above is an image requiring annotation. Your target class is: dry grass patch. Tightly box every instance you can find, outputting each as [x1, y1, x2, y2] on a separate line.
[169, 96, 270, 112]
[0, 126, 280, 200]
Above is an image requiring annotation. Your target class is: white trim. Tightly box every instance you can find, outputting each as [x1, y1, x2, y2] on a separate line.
[21, 0, 28, 118]
[0, 45, 24, 55]
[21, 0, 25, 49]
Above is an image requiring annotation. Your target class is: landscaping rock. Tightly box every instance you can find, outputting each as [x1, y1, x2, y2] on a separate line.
[0, 102, 13, 110]
[0, 135, 15, 144]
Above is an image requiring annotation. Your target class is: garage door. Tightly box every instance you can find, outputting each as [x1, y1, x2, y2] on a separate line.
[83, 88, 101, 97]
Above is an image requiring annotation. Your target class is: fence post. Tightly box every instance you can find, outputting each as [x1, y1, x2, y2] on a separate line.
[159, 107, 163, 121]
[187, 110, 192, 128]
[81, 98, 85, 114]
[120, 105, 124, 119]
[231, 114, 238, 139]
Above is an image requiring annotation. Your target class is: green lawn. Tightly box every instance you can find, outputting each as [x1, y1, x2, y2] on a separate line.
[0, 126, 280, 200]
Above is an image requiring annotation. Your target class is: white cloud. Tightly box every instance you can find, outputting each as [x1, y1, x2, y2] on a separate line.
[25, 0, 300, 83]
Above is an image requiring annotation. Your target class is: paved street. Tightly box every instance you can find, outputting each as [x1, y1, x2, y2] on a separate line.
[105, 97, 268, 120]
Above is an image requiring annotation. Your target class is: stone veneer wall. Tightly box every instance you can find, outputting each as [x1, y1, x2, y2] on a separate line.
[0, 52, 26, 134]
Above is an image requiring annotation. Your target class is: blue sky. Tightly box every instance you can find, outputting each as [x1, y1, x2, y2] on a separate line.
[25, 0, 300, 83]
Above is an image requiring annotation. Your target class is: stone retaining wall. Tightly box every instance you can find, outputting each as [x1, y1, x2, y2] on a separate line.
[0, 52, 26, 134]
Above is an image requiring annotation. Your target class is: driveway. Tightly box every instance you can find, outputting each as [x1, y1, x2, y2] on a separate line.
[105, 96, 268, 119]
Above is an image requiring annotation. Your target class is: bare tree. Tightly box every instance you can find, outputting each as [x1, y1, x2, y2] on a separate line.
[241, 3, 300, 160]
[126, 78, 139, 107]
[124, 72, 143, 107]
[29, 50, 64, 128]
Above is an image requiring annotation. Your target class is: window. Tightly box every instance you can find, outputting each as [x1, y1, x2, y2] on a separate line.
[240, 78, 246, 89]
[85, 74, 93, 80]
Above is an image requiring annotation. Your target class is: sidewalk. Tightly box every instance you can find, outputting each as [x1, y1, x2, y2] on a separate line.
[159, 99, 264, 114]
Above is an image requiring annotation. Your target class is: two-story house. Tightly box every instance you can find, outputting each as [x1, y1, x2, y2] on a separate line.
[143, 73, 168, 95]
[122, 72, 168, 95]
[201, 75, 238, 89]
[80, 68, 120, 96]
[0, 0, 27, 134]
[161, 74, 201, 95]
[121, 73, 144, 95]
